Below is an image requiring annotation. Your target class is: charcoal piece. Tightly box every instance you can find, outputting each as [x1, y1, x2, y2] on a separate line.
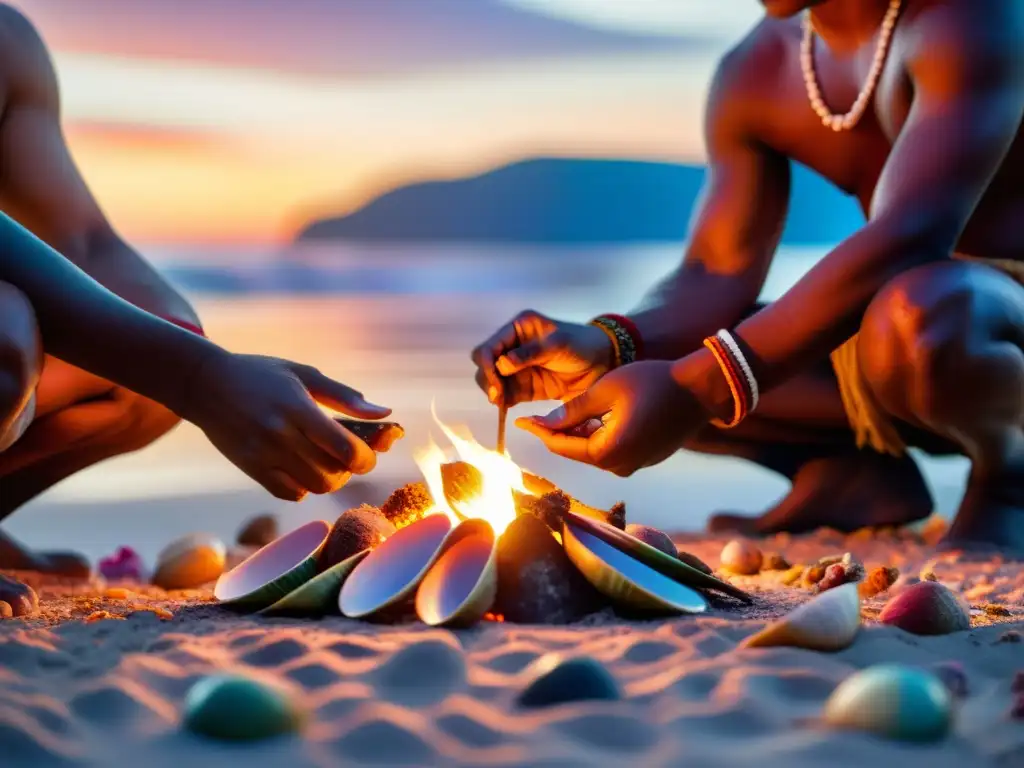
[495, 515, 606, 624]
[334, 418, 405, 452]
[319, 505, 395, 571]
[521, 471, 625, 529]
[514, 490, 571, 532]
[380, 482, 434, 529]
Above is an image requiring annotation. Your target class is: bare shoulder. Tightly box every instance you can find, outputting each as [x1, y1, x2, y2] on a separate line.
[0, 3, 57, 106]
[706, 16, 796, 138]
[900, 0, 1024, 58]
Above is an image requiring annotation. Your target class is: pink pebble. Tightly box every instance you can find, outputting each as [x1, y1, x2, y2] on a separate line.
[99, 547, 145, 582]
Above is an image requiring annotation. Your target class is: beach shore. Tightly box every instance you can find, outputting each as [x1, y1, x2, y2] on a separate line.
[1, 526, 1020, 767]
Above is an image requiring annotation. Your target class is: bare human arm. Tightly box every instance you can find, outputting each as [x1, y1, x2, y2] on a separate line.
[677, 2, 1024, 413]
[0, 7, 198, 327]
[630, 35, 790, 361]
[469, 32, 790, 407]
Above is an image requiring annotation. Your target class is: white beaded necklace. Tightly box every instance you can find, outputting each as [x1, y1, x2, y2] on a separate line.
[800, 0, 903, 132]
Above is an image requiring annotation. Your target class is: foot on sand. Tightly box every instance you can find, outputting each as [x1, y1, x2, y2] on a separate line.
[0, 574, 39, 616]
[708, 450, 933, 537]
[0, 529, 91, 578]
[941, 466, 1024, 556]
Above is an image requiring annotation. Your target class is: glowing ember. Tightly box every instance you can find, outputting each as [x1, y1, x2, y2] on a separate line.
[414, 403, 527, 534]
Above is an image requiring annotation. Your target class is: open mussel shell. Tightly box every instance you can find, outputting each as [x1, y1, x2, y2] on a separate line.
[564, 511, 752, 603]
[259, 549, 370, 617]
[214, 520, 330, 612]
[339, 513, 454, 619]
[562, 521, 707, 615]
[415, 519, 498, 627]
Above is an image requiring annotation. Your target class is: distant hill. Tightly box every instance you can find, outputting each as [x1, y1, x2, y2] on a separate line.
[296, 158, 864, 245]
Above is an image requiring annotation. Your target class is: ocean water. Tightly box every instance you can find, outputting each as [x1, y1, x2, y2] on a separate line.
[12, 242, 969, 560]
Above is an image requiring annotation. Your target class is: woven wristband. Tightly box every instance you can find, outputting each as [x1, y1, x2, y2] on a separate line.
[590, 314, 643, 368]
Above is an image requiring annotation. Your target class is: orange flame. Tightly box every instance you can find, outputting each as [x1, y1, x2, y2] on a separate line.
[413, 403, 527, 535]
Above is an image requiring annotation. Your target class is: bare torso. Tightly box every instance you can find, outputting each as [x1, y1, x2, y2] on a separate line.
[743, 4, 1024, 261]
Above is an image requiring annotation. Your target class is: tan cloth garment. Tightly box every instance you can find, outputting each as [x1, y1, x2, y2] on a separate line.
[832, 255, 1024, 456]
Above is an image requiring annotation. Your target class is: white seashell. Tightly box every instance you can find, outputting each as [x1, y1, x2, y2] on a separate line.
[720, 540, 763, 575]
[153, 533, 227, 590]
[742, 582, 861, 651]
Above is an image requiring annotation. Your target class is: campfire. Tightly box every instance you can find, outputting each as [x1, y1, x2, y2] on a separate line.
[213, 412, 751, 625]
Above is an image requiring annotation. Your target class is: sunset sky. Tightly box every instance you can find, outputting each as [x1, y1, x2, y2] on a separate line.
[12, 0, 763, 245]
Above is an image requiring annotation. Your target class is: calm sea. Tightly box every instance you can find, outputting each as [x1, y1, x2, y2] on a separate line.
[12, 243, 968, 560]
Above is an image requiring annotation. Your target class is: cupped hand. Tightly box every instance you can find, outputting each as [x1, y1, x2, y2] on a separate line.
[181, 353, 391, 500]
[471, 310, 614, 407]
[514, 360, 709, 476]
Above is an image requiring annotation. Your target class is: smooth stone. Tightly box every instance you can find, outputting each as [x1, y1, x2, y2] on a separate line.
[518, 655, 622, 709]
[183, 674, 304, 741]
[720, 540, 762, 575]
[823, 664, 952, 742]
[495, 515, 606, 624]
[0, 601, 11, 619]
[878, 581, 971, 636]
[237, 515, 278, 548]
[624, 524, 677, 557]
[153, 535, 227, 590]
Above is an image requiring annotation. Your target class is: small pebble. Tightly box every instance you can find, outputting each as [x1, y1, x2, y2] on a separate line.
[236, 515, 278, 548]
[183, 674, 305, 741]
[816, 563, 853, 593]
[859, 566, 900, 599]
[0, 601, 11, 619]
[518, 656, 621, 709]
[153, 534, 226, 590]
[624, 524, 676, 558]
[130, 606, 173, 621]
[981, 603, 1011, 617]
[720, 540, 762, 575]
[930, 662, 968, 699]
[879, 581, 971, 636]
[803, 564, 827, 588]
[781, 565, 805, 586]
[104, 588, 134, 600]
[763, 552, 791, 571]
[1011, 695, 1024, 720]
[85, 611, 122, 623]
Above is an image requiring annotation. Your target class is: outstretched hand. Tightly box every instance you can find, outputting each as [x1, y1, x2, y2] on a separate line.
[181, 353, 391, 501]
[514, 360, 710, 476]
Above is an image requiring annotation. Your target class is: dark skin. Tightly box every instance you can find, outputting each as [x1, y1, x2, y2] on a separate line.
[0, 6, 390, 589]
[474, 0, 1024, 552]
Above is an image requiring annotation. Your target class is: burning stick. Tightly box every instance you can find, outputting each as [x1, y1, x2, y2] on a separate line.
[334, 418, 405, 452]
[522, 471, 626, 529]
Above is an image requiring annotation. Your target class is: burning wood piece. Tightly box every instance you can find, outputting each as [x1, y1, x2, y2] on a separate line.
[440, 461, 483, 519]
[495, 515, 606, 624]
[380, 482, 434, 529]
[334, 418, 405, 452]
[522, 471, 626, 529]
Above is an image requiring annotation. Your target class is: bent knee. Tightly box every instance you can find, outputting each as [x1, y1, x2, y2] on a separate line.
[109, 388, 181, 451]
[0, 282, 41, 417]
[858, 264, 979, 418]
